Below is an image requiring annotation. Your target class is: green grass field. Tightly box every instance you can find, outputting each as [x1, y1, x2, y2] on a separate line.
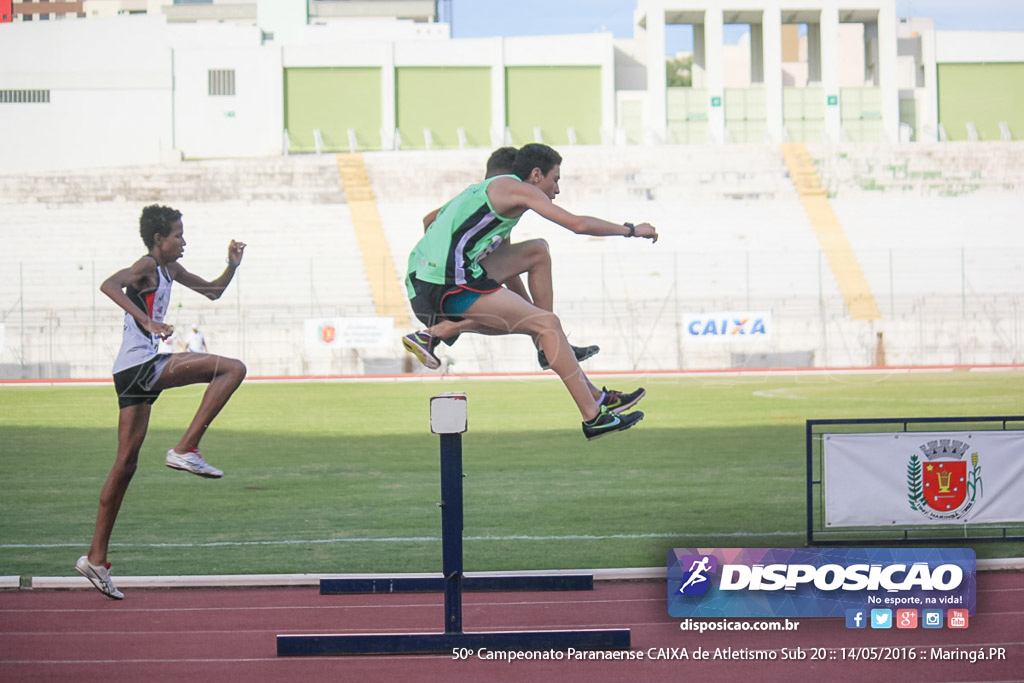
[1, 370, 1022, 580]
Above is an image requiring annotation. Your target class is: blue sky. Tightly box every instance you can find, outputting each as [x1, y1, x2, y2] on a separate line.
[447, 0, 1024, 43]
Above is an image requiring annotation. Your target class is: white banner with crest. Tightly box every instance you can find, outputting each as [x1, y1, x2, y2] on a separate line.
[304, 317, 393, 349]
[824, 431, 1024, 527]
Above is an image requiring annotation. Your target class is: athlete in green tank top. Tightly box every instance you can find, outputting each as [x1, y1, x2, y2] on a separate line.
[406, 174, 521, 296]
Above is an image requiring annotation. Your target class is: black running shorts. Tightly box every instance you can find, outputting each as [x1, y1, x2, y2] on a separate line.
[113, 354, 171, 409]
[408, 274, 501, 327]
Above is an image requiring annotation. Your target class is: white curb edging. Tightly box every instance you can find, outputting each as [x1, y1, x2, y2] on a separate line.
[24, 559, 1023, 592]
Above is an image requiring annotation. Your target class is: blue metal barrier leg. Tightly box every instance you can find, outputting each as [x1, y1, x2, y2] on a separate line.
[277, 393, 630, 656]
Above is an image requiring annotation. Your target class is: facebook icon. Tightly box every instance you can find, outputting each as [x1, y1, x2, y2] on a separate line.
[845, 609, 867, 629]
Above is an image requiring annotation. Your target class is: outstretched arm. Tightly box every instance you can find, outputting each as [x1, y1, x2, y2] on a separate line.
[488, 178, 658, 242]
[170, 240, 247, 300]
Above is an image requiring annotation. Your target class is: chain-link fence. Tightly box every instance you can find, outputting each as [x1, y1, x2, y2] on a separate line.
[2, 245, 1020, 379]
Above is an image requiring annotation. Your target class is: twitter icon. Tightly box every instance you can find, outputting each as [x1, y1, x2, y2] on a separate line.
[870, 609, 893, 629]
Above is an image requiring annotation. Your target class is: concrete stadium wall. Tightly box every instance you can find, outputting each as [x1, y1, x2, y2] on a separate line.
[170, 23, 285, 160]
[0, 15, 174, 173]
[0, 17, 613, 172]
[3, 12, 1022, 175]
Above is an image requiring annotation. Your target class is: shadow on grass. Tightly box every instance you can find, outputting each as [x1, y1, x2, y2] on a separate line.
[3, 421, 1020, 578]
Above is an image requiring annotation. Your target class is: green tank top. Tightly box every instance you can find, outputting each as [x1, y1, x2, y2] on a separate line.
[406, 175, 521, 295]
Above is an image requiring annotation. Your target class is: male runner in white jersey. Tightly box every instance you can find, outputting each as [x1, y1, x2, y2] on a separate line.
[404, 144, 658, 440]
[76, 204, 247, 599]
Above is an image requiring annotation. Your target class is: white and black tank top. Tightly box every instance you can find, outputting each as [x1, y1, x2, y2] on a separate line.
[112, 257, 173, 374]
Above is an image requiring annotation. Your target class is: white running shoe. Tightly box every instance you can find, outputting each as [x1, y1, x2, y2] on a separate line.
[75, 555, 124, 600]
[166, 448, 223, 478]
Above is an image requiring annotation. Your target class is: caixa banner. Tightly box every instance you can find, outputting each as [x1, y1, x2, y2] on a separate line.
[681, 311, 771, 342]
[667, 548, 975, 618]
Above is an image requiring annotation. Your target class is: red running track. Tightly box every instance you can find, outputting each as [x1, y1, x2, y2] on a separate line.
[2, 574, 1022, 683]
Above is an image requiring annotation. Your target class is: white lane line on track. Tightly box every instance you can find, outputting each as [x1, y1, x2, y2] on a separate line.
[2, 530, 802, 550]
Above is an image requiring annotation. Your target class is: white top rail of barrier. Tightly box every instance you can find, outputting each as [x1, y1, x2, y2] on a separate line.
[430, 392, 468, 435]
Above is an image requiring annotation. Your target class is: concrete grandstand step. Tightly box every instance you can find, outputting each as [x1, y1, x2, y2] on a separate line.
[0, 155, 345, 206]
[807, 141, 1024, 197]
[361, 145, 793, 204]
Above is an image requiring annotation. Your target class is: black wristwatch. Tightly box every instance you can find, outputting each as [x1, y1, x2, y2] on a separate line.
[624, 222, 635, 237]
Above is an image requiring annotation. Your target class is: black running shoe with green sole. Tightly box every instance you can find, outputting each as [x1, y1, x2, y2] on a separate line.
[403, 331, 441, 369]
[600, 386, 645, 413]
[538, 343, 600, 370]
[582, 406, 645, 441]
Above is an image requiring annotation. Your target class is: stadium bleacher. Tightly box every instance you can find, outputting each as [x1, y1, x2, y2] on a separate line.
[1, 144, 1021, 378]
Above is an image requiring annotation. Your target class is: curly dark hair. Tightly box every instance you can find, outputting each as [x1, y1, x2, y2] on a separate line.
[485, 146, 518, 178]
[139, 205, 182, 249]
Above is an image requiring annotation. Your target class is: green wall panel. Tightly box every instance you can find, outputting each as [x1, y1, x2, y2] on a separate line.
[620, 99, 643, 145]
[506, 66, 602, 145]
[840, 87, 883, 142]
[899, 97, 918, 140]
[666, 87, 708, 143]
[395, 67, 491, 149]
[284, 67, 381, 152]
[725, 88, 767, 143]
[783, 87, 825, 143]
[938, 63, 1024, 141]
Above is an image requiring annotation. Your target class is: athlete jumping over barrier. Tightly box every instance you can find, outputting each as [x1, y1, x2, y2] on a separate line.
[403, 144, 657, 440]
